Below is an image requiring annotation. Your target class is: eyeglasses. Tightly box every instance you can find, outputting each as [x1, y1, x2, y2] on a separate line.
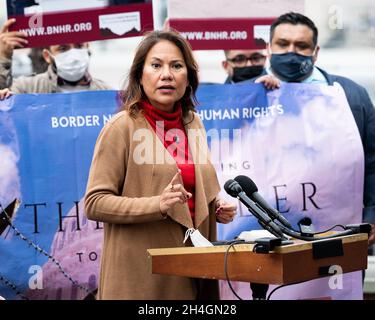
[227, 53, 266, 67]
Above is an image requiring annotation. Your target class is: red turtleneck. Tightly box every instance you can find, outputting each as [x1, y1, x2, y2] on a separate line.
[141, 100, 196, 218]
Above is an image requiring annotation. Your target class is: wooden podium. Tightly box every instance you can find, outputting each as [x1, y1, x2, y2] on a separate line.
[147, 233, 368, 299]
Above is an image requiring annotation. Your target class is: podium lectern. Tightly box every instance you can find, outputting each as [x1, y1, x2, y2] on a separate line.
[147, 233, 368, 299]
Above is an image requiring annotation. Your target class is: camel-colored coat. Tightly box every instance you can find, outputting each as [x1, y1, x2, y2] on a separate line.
[85, 109, 221, 300]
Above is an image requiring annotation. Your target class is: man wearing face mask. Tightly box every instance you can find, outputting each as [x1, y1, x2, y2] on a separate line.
[266, 13, 323, 84]
[0, 19, 111, 93]
[222, 49, 267, 83]
[263, 12, 375, 245]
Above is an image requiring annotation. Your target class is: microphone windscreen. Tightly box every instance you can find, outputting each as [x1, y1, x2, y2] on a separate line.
[234, 175, 258, 195]
[224, 179, 241, 197]
[298, 217, 312, 226]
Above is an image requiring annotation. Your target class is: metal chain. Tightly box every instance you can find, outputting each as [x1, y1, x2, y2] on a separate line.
[0, 274, 29, 300]
[0, 203, 95, 299]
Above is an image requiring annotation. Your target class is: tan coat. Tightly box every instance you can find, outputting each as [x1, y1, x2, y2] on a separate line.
[84, 109, 221, 300]
[0, 58, 110, 93]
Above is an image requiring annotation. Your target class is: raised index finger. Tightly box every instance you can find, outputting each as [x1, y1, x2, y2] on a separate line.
[169, 169, 183, 186]
[1, 19, 16, 34]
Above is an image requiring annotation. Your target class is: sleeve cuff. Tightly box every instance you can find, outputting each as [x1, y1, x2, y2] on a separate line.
[363, 206, 375, 224]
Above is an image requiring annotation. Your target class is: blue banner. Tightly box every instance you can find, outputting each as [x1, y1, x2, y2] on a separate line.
[0, 83, 364, 300]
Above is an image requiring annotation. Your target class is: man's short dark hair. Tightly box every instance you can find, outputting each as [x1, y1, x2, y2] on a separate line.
[270, 12, 318, 48]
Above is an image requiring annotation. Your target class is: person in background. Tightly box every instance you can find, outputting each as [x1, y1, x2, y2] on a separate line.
[28, 47, 48, 74]
[0, 19, 111, 93]
[84, 30, 237, 300]
[264, 12, 375, 245]
[222, 49, 267, 83]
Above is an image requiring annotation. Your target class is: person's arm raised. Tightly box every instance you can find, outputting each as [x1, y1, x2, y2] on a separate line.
[0, 19, 28, 89]
[0, 19, 28, 59]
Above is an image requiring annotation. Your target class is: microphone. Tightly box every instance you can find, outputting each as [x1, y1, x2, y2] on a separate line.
[224, 179, 285, 239]
[232, 176, 370, 241]
[234, 175, 292, 229]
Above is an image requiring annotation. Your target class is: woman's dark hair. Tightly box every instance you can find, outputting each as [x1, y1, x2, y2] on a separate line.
[119, 30, 199, 118]
[270, 12, 319, 48]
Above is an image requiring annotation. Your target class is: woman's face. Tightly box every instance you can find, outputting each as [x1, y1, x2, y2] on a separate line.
[141, 40, 189, 112]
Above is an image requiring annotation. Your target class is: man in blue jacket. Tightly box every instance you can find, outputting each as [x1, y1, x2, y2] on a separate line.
[260, 12, 375, 245]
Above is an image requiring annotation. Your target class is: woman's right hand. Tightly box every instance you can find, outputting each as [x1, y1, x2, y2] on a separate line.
[160, 170, 192, 215]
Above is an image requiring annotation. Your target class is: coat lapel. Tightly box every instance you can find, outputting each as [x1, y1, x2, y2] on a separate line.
[184, 113, 220, 229]
[136, 114, 194, 229]
[134, 111, 220, 230]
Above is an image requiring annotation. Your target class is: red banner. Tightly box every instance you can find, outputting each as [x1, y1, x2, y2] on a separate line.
[168, 18, 276, 50]
[8, 3, 153, 48]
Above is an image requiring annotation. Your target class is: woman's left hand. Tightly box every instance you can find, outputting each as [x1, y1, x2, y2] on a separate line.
[215, 200, 237, 224]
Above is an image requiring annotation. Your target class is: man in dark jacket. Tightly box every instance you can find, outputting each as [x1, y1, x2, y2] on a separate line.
[259, 12, 375, 244]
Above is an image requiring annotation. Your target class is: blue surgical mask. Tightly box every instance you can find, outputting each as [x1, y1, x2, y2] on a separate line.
[270, 52, 314, 82]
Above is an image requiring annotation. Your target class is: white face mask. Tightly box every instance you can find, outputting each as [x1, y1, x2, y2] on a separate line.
[52, 48, 90, 82]
[183, 228, 213, 247]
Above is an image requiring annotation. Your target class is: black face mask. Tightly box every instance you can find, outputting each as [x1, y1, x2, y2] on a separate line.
[270, 52, 314, 82]
[231, 65, 264, 83]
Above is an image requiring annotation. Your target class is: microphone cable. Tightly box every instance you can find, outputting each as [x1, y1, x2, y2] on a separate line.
[223, 240, 247, 300]
[274, 219, 357, 242]
[266, 280, 306, 300]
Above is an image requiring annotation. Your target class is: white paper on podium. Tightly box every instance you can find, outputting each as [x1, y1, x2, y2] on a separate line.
[236, 229, 278, 242]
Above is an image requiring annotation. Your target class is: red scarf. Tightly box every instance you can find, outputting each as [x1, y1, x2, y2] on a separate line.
[140, 100, 196, 218]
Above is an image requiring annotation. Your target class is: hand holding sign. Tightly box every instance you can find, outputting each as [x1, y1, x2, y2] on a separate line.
[0, 19, 28, 59]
